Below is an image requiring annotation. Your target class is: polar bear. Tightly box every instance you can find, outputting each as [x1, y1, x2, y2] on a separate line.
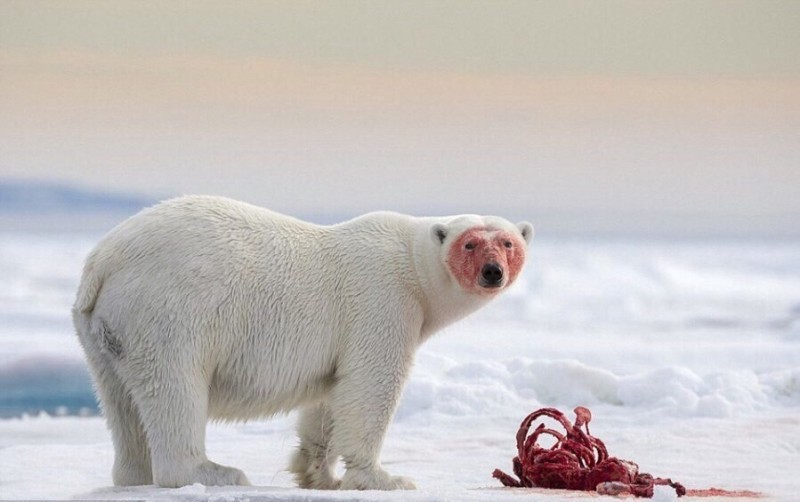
[73, 195, 532, 490]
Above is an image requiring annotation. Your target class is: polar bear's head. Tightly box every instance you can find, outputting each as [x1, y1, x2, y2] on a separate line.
[430, 216, 533, 296]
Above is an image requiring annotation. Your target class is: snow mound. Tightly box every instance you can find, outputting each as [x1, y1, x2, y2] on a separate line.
[397, 358, 796, 421]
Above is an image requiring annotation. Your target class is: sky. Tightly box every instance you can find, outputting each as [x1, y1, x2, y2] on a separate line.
[1, 1, 799, 236]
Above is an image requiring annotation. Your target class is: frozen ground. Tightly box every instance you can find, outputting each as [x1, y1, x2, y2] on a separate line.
[1, 232, 799, 500]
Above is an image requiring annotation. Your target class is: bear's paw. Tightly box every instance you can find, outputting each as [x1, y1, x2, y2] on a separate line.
[340, 467, 416, 490]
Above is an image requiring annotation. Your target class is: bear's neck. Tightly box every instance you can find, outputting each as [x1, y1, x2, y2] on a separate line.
[412, 229, 495, 341]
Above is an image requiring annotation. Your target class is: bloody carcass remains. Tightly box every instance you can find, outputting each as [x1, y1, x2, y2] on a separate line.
[492, 406, 686, 498]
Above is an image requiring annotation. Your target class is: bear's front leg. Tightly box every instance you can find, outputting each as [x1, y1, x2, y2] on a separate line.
[289, 402, 340, 489]
[328, 313, 419, 490]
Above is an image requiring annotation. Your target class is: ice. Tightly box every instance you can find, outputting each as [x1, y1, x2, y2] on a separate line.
[1, 232, 799, 500]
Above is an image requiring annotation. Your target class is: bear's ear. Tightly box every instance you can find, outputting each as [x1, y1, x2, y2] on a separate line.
[430, 223, 448, 245]
[517, 221, 534, 244]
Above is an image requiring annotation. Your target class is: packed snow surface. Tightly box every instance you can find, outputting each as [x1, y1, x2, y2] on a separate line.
[1, 232, 798, 500]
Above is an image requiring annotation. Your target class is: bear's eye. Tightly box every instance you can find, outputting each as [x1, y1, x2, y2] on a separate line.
[465, 242, 476, 251]
[504, 241, 513, 248]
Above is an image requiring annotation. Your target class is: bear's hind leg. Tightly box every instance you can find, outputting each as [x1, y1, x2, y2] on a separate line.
[130, 362, 250, 488]
[289, 402, 340, 489]
[91, 358, 153, 486]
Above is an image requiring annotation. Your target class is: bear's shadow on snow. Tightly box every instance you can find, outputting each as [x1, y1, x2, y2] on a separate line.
[77, 484, 386, 502]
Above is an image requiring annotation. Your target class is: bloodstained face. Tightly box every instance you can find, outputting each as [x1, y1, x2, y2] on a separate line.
[446, 227, 527, 295]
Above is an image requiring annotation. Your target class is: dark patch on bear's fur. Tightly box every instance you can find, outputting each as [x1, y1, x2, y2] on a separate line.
[100, 320, 123, 358]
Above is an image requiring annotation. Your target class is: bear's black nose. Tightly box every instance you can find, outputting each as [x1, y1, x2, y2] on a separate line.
[480, 263, 504, 287]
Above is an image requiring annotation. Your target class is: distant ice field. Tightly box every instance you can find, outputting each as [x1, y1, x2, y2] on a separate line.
[1, 232, 797, 419]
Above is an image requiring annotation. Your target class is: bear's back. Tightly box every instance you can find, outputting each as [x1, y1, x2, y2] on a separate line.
[84, 197, 422, 327]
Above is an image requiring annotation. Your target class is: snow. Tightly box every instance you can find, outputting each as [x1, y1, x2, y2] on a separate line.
[1, 231, 799, 500]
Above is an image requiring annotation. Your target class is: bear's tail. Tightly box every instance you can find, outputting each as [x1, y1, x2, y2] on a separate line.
[72, 250, 107, 350]
[73, 251, 106, 316]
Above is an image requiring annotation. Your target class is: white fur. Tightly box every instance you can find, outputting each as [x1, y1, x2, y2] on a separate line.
[73, 195, 532, 489]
